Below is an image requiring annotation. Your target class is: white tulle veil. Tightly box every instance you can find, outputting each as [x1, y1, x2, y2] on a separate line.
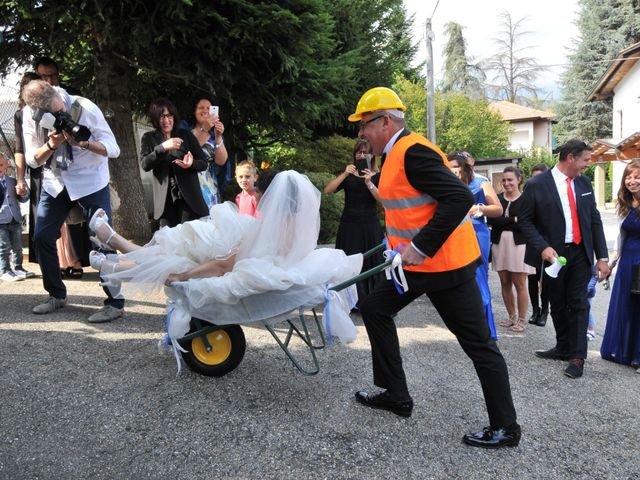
[237, 170, 321, 265]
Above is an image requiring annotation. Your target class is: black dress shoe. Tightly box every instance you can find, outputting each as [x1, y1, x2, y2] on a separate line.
[535, 311, 548, 327]
[462, 425, 521, 449]
[564, 359, 584, 378]
[535, 347, 570, 360]
[528, 311, 540, 325]
[354, 390, 413, 417]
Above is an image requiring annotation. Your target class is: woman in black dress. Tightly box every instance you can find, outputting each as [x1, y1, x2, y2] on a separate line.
[324, 139, 384, 308]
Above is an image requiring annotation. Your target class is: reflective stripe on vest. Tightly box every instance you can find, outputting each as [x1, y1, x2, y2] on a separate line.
[378, 132, 480, 273]
[380, 194, 436, 210]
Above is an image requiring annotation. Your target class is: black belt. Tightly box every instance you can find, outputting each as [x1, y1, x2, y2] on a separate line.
[564, 242, 580, 248]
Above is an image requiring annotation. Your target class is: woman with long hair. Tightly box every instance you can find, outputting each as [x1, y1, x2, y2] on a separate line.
[448, 151, 502, 338]
[488, 167, 536, 333]
[324, 139, 385, 308]
[600, 159, 640, 372]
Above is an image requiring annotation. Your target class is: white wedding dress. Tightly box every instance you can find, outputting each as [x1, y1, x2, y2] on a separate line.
[99, 171, 363, 346]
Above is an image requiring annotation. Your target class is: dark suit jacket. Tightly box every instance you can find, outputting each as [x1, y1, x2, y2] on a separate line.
[518, 169, 608, 268]
[140, 128, 209, 220]
[387, 129, 480, 291]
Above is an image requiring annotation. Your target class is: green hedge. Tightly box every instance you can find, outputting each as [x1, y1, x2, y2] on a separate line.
[305, 171, 344, 245]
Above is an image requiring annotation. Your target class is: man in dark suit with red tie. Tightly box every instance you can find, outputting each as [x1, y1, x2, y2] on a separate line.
[519, 139, 610, 378]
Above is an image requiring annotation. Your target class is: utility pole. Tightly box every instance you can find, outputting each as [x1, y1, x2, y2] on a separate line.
[425, 18, 436, 143]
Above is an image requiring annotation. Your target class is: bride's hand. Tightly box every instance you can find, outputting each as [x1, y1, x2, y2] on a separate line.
[165, 273, 184, 286]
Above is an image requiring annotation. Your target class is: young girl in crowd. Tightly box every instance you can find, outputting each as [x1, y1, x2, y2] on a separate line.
[235, 160, 259, 217]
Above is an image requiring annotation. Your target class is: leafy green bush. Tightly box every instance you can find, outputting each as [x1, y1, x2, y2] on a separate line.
[305, 171, 344, 245]
[605, 180, 613, 203]
[258, 135, 356, 174]
[518, 146, 556, 178]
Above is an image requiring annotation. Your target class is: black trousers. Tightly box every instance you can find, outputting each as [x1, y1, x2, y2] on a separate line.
[528, 264, 549, 313]
[546, 244, 592, 359]
[359, 273, 518, 428]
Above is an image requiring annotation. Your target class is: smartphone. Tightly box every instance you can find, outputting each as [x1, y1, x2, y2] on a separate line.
[209, 105, 219, 117]
[354, 158, 368, 175]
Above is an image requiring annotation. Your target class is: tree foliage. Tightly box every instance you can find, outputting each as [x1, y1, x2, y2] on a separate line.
[435, 93, 512, 157]
[440, 22, 484, 98]
[392, 75, 511, 158]
[554, 0, 640, 143]
[0, 0, 418, 239]
[485, 11, 545, 105]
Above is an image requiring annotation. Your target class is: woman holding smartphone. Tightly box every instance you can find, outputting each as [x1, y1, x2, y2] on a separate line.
[190, 97, 229, 207]
[324, 139, 384, 308]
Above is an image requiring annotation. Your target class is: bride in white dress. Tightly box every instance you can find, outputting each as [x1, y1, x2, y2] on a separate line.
[90, 170, 362, 345]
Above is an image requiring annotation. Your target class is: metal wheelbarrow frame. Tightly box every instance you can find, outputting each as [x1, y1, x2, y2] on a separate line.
[177, 243, 391, 377]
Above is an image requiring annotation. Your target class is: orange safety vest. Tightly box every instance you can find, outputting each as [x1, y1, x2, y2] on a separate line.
[378, 132, 480, 273]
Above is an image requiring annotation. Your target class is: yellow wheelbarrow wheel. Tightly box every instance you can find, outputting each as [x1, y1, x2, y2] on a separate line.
[179, 323, 246, 377]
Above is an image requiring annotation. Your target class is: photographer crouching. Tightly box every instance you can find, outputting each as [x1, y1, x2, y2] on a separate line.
[22, 79, 125, 323]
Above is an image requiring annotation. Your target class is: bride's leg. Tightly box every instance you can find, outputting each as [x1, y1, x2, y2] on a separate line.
[89, 209, 142, 253]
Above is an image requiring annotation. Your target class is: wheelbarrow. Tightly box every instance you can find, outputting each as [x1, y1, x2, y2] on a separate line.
[175, 243, 392, 377]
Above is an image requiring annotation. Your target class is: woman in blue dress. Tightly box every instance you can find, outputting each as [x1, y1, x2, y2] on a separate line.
[600, 159, 640, 373]
[448, 151, 503, 339]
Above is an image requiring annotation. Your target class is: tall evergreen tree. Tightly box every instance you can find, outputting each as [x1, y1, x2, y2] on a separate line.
[485, 11, 545, 105]
[0, 0, 417, 240]
[440, 22, 484, 98]
[555, 0, 640, 143]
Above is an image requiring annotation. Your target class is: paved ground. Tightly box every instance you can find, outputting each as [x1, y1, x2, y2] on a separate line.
[1, 207, 638, 479]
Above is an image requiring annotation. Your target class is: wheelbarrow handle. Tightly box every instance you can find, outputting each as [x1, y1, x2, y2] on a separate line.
[329, 258, 393, 292]
[361, 242, 386, 259]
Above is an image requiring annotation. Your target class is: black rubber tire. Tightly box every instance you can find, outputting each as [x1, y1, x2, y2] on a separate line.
[179, 323, 246, 377]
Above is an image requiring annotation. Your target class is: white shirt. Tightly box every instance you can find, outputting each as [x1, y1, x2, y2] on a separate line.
[551, 165, 578, 243]
[22, 90, 120, 201]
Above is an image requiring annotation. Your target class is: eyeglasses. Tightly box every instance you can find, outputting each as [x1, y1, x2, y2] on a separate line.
[160, 113, 174, 119]
[359, 115, 384, 129]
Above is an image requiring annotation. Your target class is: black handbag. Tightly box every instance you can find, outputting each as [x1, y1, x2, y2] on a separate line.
[632, 264, 640, 294]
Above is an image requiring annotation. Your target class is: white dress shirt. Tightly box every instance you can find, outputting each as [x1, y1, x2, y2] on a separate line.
[550, 165, 578, 243]
[22, 88, 120, 201]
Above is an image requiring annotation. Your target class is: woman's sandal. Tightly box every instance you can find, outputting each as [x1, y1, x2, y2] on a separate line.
[68, 267, 83, 279]
[510, 318, 526, 333]
[499, 314, 517, 328]
[89, 208, 117, 250]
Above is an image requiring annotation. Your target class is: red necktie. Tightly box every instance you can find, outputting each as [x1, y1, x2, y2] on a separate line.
[566, 177, 581, 245]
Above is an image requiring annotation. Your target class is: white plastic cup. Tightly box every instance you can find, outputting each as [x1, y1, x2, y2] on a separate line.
[545, 256, 567, 278]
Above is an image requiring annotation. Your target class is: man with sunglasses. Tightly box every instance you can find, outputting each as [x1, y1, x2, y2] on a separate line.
[348, 87, 520, 449]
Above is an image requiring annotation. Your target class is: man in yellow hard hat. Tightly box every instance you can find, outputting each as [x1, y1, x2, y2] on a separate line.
[349, 87, 520, 449]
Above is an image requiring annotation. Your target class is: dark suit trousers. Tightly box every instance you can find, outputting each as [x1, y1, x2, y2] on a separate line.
[359, 274, 518, 428]
[547, 243, 591, 359]
[528, 264, 549, 313]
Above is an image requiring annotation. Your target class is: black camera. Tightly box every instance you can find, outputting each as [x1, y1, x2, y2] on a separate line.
[33, 108, 91, 142]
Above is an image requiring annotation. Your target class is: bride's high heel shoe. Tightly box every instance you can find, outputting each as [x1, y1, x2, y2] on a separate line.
[89, 208, 116, 250]
[89, 251, 106, 270]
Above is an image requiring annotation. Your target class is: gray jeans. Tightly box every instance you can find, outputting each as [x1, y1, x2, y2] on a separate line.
[0, 220, 23, 273]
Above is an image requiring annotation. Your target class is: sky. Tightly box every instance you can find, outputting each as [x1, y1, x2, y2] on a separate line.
[403, 0, 581, 102]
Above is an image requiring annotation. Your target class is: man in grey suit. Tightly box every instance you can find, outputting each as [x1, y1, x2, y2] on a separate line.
[0, 153, 34, 281]
[519, 139, 610, 378]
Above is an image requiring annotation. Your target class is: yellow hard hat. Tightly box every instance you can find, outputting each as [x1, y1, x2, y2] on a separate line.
[348, 87, 407, 122]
